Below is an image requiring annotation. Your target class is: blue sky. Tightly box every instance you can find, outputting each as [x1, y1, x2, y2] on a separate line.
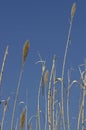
[0, 0, 86, 130]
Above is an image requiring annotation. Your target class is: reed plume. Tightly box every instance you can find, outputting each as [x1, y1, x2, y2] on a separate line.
[11, 40, 30, 130]
[20, 108, 26, 130]
[61, 3, 76, 130]
[22, 40, 30, 68]
[71, 3, 76, 19]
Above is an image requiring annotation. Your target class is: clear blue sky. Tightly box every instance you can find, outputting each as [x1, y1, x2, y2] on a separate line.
[0, 1, 86, 130]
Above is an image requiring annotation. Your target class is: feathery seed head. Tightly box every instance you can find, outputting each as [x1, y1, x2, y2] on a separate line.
[71, 3, 76, 18]
[20, 108, 26, 130]
[22, 40, 30, 67]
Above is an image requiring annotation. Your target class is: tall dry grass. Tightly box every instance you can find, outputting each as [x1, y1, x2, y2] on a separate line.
[10, 40, 30, 130]
[1, 2, 86, 130]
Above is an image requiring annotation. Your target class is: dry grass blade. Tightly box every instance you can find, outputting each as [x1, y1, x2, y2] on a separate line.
[1, 96, 10, 130]
[71, 3, 76, 18]
[48, 92, 51, 126]
[20, 108, 26, 130]
[0, 46, 9, 85]
[61, 4, 76, 130]
[22, 40, 30, 67]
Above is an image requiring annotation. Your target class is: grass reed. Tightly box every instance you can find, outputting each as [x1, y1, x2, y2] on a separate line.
[61, 3, 76, 130]
[10, 40, 30, 130]
[0, 46, 9, 86]
[2, 2, 86, 130]
[20, 108, 26, 130]
[1, 96, 10, 130]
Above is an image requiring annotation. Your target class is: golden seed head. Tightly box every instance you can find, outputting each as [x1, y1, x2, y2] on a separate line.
[71, 3, 76, 18]
[20, 108, 26, 130]
[44, 70, 49, 86]
[22, 40, 30, 67]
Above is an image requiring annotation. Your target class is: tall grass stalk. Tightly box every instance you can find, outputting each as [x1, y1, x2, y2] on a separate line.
[11, 68, 24, 130]
[37, 79, 41, 130]
[37, 71, 44, 130]
[0, 46, 9, 86]
[25, 105, 28, 130]
[52, 56, 56, 130]
[81, 90, 85, 130]
[61, 3, 76, 130]
[44, 70, 49, 130]
[77, 88, 85, 130]
[37, 63, 45, 130]
[10, 41, 30, 130]
[1, 97, 10, 130]
[55, 105, 58, 130]
[44, 71, 49, 130]
[25, 90, 28, 130]
[36, 54, 46, 130]
[67, 70, 70, 130]
[44, 87, 47, 130]
[15, 119, 18, 130]
[48, 55, 56, 130]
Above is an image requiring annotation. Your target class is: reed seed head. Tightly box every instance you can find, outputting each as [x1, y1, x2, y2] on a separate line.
[22, 40, 30, 67]
[20, 108, 26, 130]
[71, 3, 76, 18]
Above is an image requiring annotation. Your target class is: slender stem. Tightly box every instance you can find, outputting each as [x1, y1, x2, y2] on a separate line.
[82, 90, 85, 130]
[10, 68, 23, 130]
[45, 88, 47, 130]
[61, 17, 73, 130]
[52, 62, 56, 130]
[0, 46, 9, 86]
[37, 84, 41, 130]
[1, 109, 6, 130]
[62, 18, 73, 80]
[25, 90, 28, 130]
[37, 71, 44, 130]
[56, 105, 58, 130]
[67, 70, 70, 130]
[77, 89, 85, 130]
[15, 119, 18, 130]
[28, 115, 38, 126]
[1, 97, 10, 130]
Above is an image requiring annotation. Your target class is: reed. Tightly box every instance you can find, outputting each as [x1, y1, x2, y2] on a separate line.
[10, 40, 30, 130]
[22, 40, 30, 68]
[1, 97, 10, 130]
[61, 3, 76, 130]
[20, 108, 26, 130]
[0, 46, 9, 86]
[1, 2, 84, 130]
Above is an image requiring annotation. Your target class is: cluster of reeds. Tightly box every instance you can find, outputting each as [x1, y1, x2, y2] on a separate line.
[0, 2, 86, 130]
